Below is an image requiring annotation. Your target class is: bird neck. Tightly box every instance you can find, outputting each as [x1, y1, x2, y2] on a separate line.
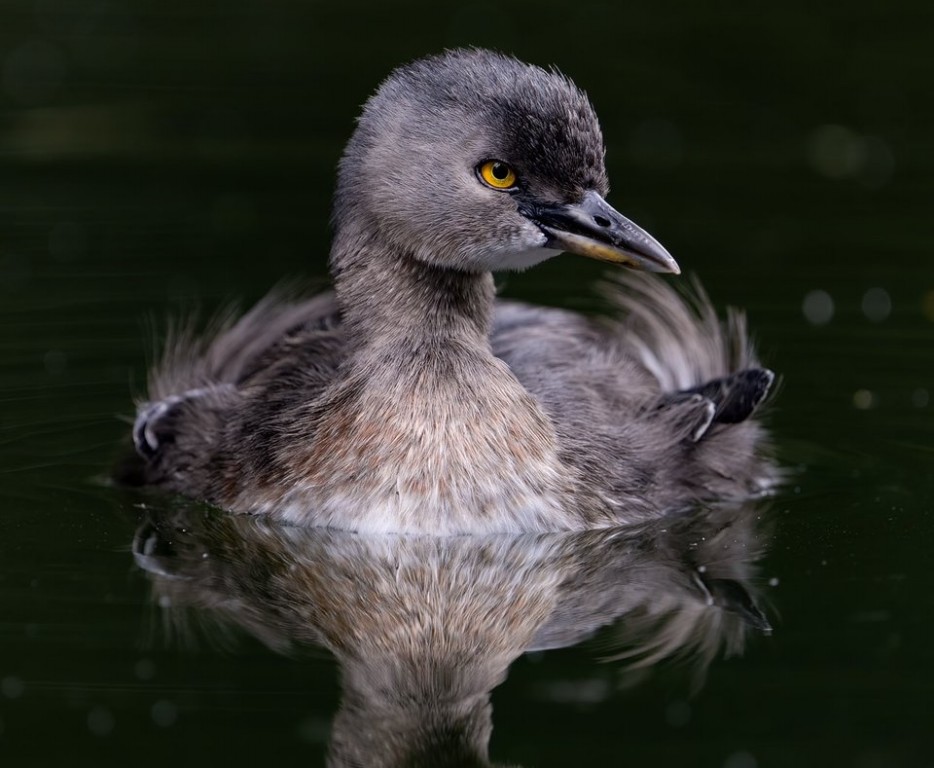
[330, 225, 495, 352]
[316, 223, 598, 532]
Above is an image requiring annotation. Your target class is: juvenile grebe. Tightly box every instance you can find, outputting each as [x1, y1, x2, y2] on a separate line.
[128, 49, 774, 534]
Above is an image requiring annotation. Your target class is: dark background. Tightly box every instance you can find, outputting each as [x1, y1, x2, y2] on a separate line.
[1, 1, 932, 766]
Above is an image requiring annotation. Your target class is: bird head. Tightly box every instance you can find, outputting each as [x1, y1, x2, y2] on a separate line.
[334, 49, 679, 275]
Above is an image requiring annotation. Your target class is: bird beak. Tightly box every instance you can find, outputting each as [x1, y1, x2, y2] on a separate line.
[521, 190, 680, 274]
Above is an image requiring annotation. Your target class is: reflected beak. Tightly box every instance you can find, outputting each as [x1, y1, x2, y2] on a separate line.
[520, 190, 680, 274]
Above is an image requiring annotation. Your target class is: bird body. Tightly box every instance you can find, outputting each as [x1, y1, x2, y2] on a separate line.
[128, 50, 775, 534]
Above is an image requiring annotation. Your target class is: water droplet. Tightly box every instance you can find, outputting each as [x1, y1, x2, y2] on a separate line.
[665, 699, 691, 727]
[861, 287, 891, 322]
[802, 289, 834, 325]
[297, 715, 331, 743]
[911, 388, 929, 408]
[853, 389, 875, 409]
[43, 349, 67, 375]
[922, 290, 934, 322]
[723, 750, 758, 768]
[87, 706, 114, 736]
[806, 125, 893, 188]
[151, 700, 178, 728]
[1, 677, 24, 699]
[856, 136, 895, 189]
[134, 658, 156, 681]
[807, 125, 863, 179]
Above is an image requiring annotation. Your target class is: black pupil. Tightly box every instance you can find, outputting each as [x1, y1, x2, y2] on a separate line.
[492, 163, 509, 180]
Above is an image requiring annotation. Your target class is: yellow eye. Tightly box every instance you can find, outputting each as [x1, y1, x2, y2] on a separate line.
[478, 160, 517, 190]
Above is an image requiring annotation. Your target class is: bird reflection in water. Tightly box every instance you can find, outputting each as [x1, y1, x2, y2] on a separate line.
[132, 501, 771, 767]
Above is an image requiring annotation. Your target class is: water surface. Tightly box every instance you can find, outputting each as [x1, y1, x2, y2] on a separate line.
[1, 1, 932, 765]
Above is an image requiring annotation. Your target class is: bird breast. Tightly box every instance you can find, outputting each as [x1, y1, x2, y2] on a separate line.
[255, 353, 587, 534]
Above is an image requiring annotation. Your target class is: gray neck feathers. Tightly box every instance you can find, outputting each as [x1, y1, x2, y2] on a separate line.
[329, 214, 496, 352]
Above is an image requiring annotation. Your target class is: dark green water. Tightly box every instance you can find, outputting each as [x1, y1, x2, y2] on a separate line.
[2, 1, 932, 766]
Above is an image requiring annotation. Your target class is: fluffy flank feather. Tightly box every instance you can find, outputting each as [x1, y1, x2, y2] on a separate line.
[147, 286, 338, 401]
[600, 272, 757, 393]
